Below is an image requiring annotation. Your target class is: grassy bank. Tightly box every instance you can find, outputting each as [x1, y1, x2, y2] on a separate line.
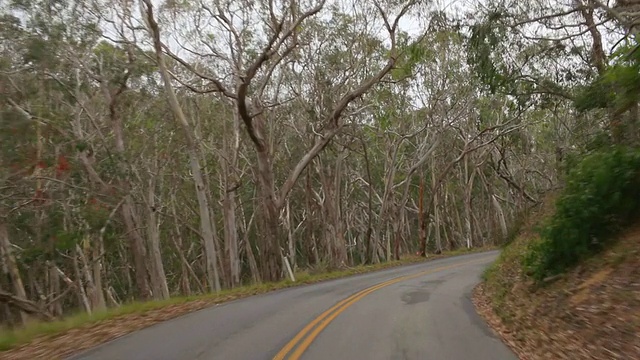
[0, 246, 490, 359]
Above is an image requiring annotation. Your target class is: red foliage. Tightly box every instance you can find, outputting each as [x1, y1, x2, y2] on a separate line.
[88, 197, 109, 211]
[36, 160, 47, 169]
[33, 188, 48, 206]
[56, 155, 70, 177]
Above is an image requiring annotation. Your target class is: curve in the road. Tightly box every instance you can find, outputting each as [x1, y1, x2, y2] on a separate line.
[273, 256, 494, 360]
[70, 251, 516, 360]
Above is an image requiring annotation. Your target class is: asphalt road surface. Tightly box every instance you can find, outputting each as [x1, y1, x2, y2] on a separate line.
[70, 251, 517, 360]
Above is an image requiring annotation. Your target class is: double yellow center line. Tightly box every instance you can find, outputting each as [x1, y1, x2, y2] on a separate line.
[273, 256, 494, 360]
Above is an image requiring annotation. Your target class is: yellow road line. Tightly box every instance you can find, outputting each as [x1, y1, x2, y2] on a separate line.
[272, 282, 390, 359]
[274, 256, 493, 360]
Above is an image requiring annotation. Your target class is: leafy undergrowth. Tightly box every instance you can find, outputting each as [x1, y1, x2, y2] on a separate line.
[523, 147, 640, 282]
[0, 247, 489, 360]
[474, 203, 640, 359]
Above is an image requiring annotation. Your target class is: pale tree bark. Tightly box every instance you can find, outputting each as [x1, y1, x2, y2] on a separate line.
[578, 0, 627, 144]
[222, 188, 240, 288]
[120, 200, 152, 299]
[243, 211, 261, 285]
[316, 151, 348, 267]
[76, 241, 101, 313]
[0, 289, 53, 322]
[71, 246, 91, 314]
[334, 150, 348, 266]
[283, 200, 296, 271]
[377, 126, 426, 252]
[160, 0, 415, 280]
[93, 50, 154, 300]
[47, 262, 76, 317]
[418, 174, 426, 255]
[220, 110, 241, 287]
[0, 221, 30, 324]
[170, 193, 202, 295]
[306, 168, 321, 266]
[359, 137, 376, 264]
[492, 194, 509, 242]
[396, 138, 440, 253]
[418, 118, 527, 255]
[47, 264, 62, 317]
[430, 159, 443, 253]
[146, 154, 169, 300]
[141, 0, 221, 292]
[90, 239, 107, 312]
[463, 157, 477, 248]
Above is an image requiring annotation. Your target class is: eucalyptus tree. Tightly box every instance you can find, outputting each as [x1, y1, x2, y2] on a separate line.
[140, 0, 423, 281]
[466, 0, 640, 149]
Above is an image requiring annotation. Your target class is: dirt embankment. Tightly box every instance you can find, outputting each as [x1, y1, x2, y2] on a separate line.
[474, 215, 640, 360]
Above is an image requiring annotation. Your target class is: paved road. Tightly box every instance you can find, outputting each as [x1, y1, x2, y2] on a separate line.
[70, 251, 516, 360]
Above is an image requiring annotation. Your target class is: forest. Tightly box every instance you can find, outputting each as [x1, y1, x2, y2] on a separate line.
[1, 0, 638, 328]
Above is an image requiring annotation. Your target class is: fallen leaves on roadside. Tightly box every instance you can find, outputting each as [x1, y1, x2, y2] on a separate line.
[474, 226, 640, 360]
[2, 299, 226, 360]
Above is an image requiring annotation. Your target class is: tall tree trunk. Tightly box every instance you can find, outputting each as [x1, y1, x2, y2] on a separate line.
[110, 110, 151, 300]
[77, 242, 100, 313]
[284, 200, 296, 271]
[223, 190, 240, 288]
[306, 168, 320, 266]
[143, 3, 221, 292]
[170, 194, 198, 295]
[91, 238, 107, 312]
[100, 57, 152, 301]
[580, 1, 625, 143]
[147, 174, 169, 300]
[255, 145, 284, 281]
[336, 152, 348, 265]
[431, 161, 442, 253]
[360, 138, 375, 264]
[0, 222, 30, 324]
[240, 195, 261, 284]
[418, 175, 426, 255]
[72, 247, 91, 314]
[221, 110, 241, 288]
[48, 265, 62, 317]
[463, 159, 477, 248]
[121, 199, 151, 299]
[491, 194, 509, 242]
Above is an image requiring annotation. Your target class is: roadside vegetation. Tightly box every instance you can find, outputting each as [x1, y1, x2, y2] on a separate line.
[523, 147, 640, 282]
[472, 2, 640, 358]
[477, 146, 640, 359]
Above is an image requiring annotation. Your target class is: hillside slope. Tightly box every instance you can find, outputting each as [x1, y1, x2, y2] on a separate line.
[474, 202, 640, 359]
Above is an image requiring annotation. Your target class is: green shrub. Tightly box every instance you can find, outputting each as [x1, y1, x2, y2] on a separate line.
[524, 146, 640, 281]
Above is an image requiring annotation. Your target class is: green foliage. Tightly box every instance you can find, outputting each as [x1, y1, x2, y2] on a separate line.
[524, 147, 640, 281]
[466, 13, 508, 93]
[574, 40, 640, 113]
[92, 41, 156, 86]
[391, 40, 434, 80]
[52, 230, 83, 251]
